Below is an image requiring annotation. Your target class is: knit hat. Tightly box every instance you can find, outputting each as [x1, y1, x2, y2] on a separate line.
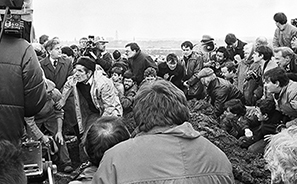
[198, 67, 214, 78]
[75, 56, 96, 72]
[225, 33, 237, 45]
[112, 50, 121, 60]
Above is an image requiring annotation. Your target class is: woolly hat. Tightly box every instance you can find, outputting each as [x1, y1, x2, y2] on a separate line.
[112, 50, 121, 60]
[225, 33, 237, 45]
[198, 67, 214, 78]
[75, 56, 96, 72]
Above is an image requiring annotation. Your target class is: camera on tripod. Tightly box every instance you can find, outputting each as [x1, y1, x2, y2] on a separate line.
[22, 139, 57, 184]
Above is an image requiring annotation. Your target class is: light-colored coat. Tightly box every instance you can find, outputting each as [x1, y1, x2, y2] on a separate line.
[92, 122, 234, 184]
[61, 65, 122, 132]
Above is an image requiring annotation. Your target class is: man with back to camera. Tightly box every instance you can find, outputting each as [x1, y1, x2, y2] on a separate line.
[0, 0, 47, 147]
[92, 80, 234, 184]
[125, 42, 158, 85]
[273, 12, 297, 48]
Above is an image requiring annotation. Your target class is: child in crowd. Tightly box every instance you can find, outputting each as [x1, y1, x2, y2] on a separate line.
[157, 53, 185, 90]
[69, 116, 130, 184]
[110, 66, 124, 97]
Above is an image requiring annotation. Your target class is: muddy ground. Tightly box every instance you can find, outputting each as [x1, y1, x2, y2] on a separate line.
[50, 99, 271, 184]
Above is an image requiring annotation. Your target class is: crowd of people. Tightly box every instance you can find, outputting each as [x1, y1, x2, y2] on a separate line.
[1, 8, 297, 184]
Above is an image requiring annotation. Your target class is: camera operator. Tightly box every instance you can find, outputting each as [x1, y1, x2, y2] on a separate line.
[0, 0, 47, 147]
[82, 36, 113, 73]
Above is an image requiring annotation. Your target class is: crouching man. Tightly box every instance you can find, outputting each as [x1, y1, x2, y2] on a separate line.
[92, 80, 234, 184]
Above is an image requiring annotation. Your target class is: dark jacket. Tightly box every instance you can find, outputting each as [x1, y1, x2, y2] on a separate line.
[128, 50, 157, 85]
[40, 56, 73, 90]
[227, 39, 247, 61]
[0, 35, 47, 146]
[207, 77, 244, 117]
[181, 52, 205, 98]
[40, 56, 77, 127]
[120, 84, 138, 116]
[157, 62, 185, 90]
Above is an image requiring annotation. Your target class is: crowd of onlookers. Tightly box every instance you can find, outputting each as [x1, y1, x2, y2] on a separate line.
[1, 11, 297, 184]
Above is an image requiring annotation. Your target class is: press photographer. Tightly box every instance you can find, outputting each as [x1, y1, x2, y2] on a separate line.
[81, 36, 113, 72]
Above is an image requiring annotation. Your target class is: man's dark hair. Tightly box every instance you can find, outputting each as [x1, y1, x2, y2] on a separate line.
[123, 70, 134, 80]
[166, 53, 178, 63]
[255, 45, 273, 61]
[133, 80, 190, 132]
[223, 99, 246, 117]
[70, 44, 79, 50]
[0, 140, 26, 184]
[44, 38, 60, 52]
[274, 12, 287, 25]
[256, 97, 276, 118]
[110, 66, 124, 76]
[181, 41, 193, 49]
[61, 46, 74, 57]
[263, 67, 289, 87]
[83, 116, 130, 167]
[125, 42, 140, 52]
[216, 46, 230, 60]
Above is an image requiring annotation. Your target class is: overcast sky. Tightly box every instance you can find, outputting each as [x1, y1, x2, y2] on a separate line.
[32, 0, 297, 42]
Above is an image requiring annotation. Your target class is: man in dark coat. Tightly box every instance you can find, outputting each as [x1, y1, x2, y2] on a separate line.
[199, 67, 245, 117]
[225, 33, 247, 63]
[40, 39, 79, 139]
[125, 42, 157, 85]
[0, 34, 47, 146]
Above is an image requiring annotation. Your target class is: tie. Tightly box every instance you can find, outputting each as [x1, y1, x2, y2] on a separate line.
[54, 60, 58, 67]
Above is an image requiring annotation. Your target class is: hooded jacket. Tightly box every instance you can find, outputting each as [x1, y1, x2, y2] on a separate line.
[92, 122, 234, 184]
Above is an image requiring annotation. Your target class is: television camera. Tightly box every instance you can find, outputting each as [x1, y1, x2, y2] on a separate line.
[22, 139, 57, 184]
[0, 0, 32, 41]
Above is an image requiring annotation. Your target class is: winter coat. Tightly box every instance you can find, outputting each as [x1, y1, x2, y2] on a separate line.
[61, 65, 122, 132]
[275, 80, 297, 125]
[226, 39, 247, 61]
[92, 122, 234, 184]
[157, 62, 185, 90]
[120, 84, 138, 115]
[127, 50, 157, 85]
[273, 24, 297, 48]
[181, 52, 205, 98]
[0, 35, 47, 146]
[207, 77, 244, 117]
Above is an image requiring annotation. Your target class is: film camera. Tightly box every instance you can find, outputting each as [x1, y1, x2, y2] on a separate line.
[0, 0, 32, 41]
[22, 139, 57, 184]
